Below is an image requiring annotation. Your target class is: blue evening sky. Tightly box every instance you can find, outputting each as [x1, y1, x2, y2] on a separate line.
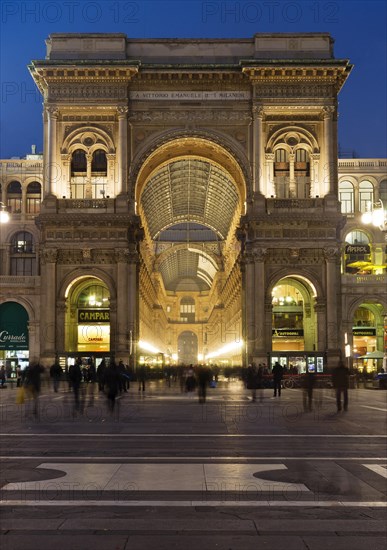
[0, 0, 386, 158]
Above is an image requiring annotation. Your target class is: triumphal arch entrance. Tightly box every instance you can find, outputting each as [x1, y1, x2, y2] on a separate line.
[30, 33, 352, 371]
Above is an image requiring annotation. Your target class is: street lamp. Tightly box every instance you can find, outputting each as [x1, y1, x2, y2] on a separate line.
[361, 199, 387, 231]
[0, 202, 10, 224]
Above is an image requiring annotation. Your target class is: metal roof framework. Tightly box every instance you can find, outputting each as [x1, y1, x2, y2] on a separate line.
[141, 158, 239, 291]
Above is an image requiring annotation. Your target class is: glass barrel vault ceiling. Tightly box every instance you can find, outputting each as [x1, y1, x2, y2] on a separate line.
[140, 158, 240, 292]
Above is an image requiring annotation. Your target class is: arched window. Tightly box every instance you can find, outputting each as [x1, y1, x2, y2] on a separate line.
[180, 297, 195, 323]
[379, 179, 387, 205]
[344, 230, 371, 274]
[346, 230, 369, 245]
[26, 181, 42, 214]
[274, 148, 289, 198]
[359, 180, 374, 213]
[10, 231, 35, 276]
[91, 149, 107, 175]
[339, 180, 354, 214]
[295, 149, 310, 176]
[71, 149, 87, 175]
[78, 284, 110, 308]
[274, 148, 289, 171]
[7, 181, 22, 213]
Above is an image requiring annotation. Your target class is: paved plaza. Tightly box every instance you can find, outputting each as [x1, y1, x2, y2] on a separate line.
[0, 380, 386, 549]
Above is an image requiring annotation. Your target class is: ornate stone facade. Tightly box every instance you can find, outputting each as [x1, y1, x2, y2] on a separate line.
[0, 33, 386, 372]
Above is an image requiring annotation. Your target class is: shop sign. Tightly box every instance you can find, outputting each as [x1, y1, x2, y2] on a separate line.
[78, 309, 110, 323]
[353, 328, 376, 336]
[78, 325, 110, 345]
[272, 329, 304, 337]
[0, 302, 29, 350]
[345, 244, 370, 254]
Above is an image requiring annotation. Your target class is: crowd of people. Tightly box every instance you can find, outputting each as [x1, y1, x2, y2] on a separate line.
[2, 356, 358, 415]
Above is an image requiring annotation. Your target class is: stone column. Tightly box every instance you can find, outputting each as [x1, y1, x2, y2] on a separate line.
[61, 154, 71, 198]
[253, 248, 267, 361]
[45, 106, 59, 196]
[289, 152, 296, 198]
[4, 242, 11, 275]
[314, 297, 326, 352]
[117, 106, 129, 195]
[243, 252, 255, 364]
[106, 154, 116, 197]
[322, 106, 335, 196]
[252, 104, 264, 194]
[266, 153, 275, 197]
[85, 152, 92, 199]
[115, 249, 129, 356]
[310, 154, 320, 197]
[21, 185, 27, 216]
[39, 248, 58, 363]
[324, 247, 341, 368]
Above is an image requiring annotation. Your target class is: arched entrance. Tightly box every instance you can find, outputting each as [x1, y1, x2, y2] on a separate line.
[134, 136, 247, 366]
[269, 276, 324, 372]
[352, 303, 385, 375]
[63, 277, 111, 357]
[0, 301, 30, 377]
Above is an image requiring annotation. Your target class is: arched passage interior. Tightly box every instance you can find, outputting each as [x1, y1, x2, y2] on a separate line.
[136, 139, 246, 366]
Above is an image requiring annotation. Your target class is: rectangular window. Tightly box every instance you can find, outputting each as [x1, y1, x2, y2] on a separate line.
[10, 258, 35, 276]
[27, 198, 41, 214]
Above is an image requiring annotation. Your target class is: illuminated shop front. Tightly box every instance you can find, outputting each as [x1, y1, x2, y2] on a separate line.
[352, 305, 384, 373]
[0, 301, 30, 375]
[64, 279, 111, 355]
[271, 280, 316, 353]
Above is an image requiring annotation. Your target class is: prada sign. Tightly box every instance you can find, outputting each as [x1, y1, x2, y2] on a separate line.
[345, 244, 370, 254]
[78, 309, 110, 323]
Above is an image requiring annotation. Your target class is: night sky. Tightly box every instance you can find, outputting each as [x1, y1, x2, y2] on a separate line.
[1, 0, 386, 159]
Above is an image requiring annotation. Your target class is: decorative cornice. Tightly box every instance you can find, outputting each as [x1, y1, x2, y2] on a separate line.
[242, 63, 352, 92]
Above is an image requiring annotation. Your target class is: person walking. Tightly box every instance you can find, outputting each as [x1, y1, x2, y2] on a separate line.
[97, 358, 107, 392]
[302, 370, 315, 412]
[196, 365, 212, 403]
[104, 360, 121, 414]
[246, 363, 260, 402]
[68, 358, 83, 415]
[24, 360, 44, 416]
[50, 359, 63, 393]
[137, 363, 147, 392]
[272, 361, 284, 397]
[332, 361, 350, 412]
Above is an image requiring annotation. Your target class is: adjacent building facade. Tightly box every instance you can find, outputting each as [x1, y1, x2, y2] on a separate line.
[0, 33, 386, 376]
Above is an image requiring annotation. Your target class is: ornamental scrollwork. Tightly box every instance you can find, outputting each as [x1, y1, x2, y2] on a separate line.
[40, 249, 58, 264]
[46, 105, 59, 118]
[323, 247, 340, 261]
[117, 106, 129, 117]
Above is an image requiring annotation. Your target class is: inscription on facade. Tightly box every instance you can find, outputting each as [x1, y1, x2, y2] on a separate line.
[129, 91, 250, 101]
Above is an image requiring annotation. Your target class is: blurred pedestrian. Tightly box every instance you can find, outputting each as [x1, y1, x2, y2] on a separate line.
[68, 358, 83, 415]
[302, 370, 315, 412]
[332, 361, 350, 412]
[50, 359, 63, 393]
[272, 361, 284, 397]
[104, 359, 120, 414]
[137, 363, 147, 392]
[185, 365, 196, 397]
[97, 358, 106, 392]
[196, 365, 212, 403]
[246, 363, 260, 402]
[24, 360, 44, 416]
[118, 360, 128, 393]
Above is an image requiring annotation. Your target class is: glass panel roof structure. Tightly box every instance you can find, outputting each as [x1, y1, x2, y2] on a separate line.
[141, 159, 240, 292]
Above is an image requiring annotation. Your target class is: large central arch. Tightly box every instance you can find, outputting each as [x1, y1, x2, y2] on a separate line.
[133, 134, 248, 365]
